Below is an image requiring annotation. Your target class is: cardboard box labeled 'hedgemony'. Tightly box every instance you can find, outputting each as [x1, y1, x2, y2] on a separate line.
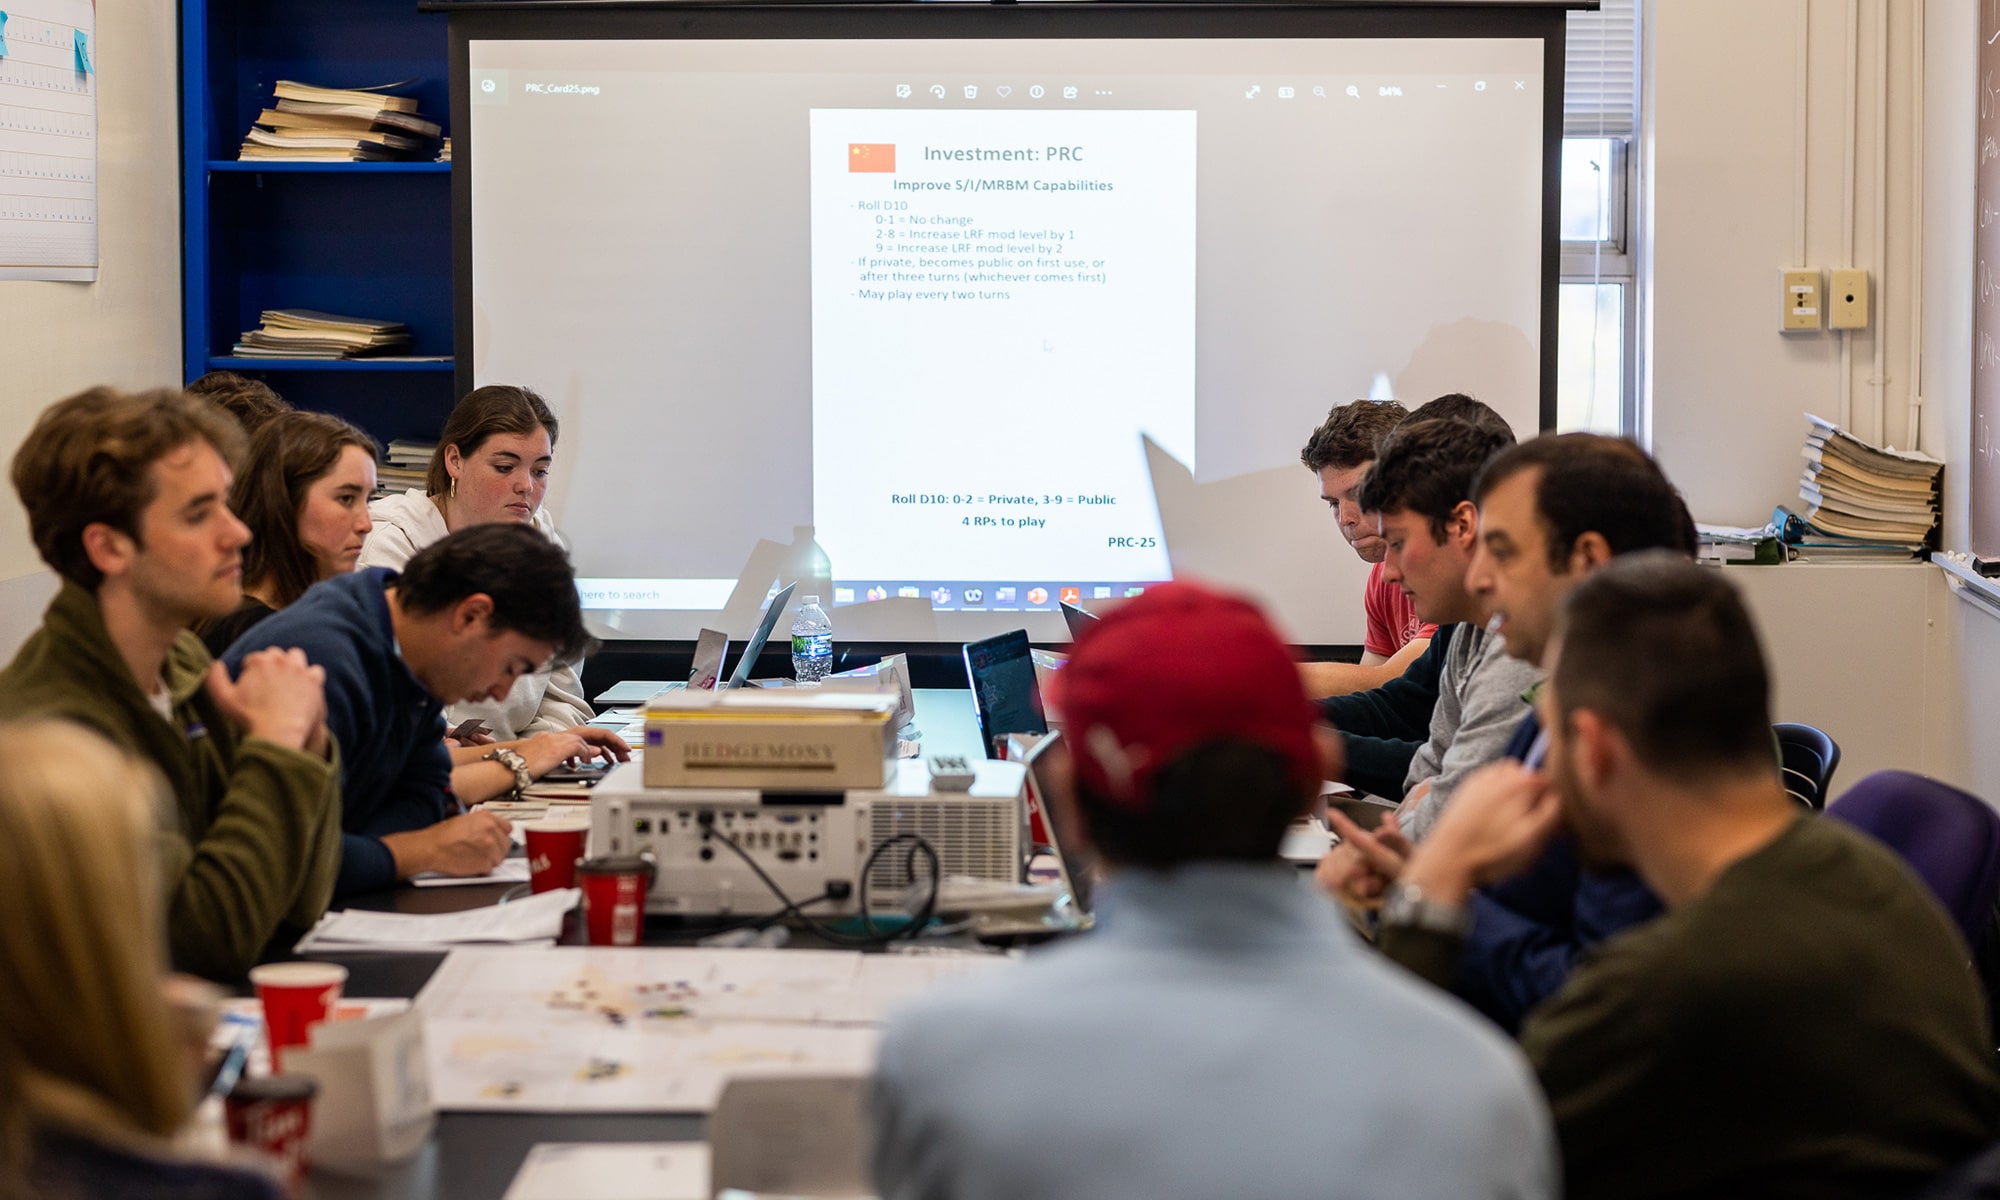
[643, 689, 898, 790]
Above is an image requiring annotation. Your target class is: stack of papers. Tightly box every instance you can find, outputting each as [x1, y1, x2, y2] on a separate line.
[412, 858, 531, 888]
[1696, 523, 1785, 564]
[294, 887, 579, 954]
[235, 309, 413, 360]
[376, 439, 434, 496]
[239, 80, 443, 163]
[1796, 414, 1941, 548]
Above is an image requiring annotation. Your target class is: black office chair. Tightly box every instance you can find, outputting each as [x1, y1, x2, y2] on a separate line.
[1774, 723, 1840, 811]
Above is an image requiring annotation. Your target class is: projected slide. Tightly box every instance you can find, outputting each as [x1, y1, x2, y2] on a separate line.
[809, 108, 1194, 586]
[466, 32, 1549, 643]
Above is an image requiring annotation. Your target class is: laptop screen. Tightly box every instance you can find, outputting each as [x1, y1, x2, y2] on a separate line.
[963, 630, 1049, 756]
[1021, 732, 1098, 920]
[724, 582, 797, 688]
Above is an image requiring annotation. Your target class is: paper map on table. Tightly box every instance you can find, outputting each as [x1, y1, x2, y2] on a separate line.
[414, 945, 1007, 1113]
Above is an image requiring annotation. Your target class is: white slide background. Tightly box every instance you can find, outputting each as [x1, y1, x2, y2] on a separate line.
[810, 108, 1194, 583]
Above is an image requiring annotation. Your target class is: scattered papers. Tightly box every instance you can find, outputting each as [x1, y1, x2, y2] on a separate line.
[294, 888, 578, 954]
[505, 1143, 709, 1200]
[412, 858, 531, 888]
[415, 945, 1008, 1113]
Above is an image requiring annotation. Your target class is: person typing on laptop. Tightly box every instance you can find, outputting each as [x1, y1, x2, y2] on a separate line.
[871, 581, 1555, 1200]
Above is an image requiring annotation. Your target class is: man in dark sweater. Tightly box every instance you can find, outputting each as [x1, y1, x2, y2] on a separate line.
[1373, 554, 2000, 1199]
[0, 387, 341, 981]
[225, 523, 610, 896]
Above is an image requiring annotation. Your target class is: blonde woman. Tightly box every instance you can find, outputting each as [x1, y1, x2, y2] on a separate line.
[0, 720, 280, 1200]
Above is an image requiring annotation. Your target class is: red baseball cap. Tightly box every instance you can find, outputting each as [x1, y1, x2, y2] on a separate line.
[1050, 581, 1323, 811]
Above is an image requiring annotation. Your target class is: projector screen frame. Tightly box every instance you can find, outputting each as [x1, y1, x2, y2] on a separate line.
[436, 1, 1571, 669]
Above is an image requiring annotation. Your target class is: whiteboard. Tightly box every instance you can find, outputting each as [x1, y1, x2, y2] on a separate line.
[0, 0, 94, 281]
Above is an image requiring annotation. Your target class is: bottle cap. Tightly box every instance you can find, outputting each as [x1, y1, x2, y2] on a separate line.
[802, 595, 820, 605]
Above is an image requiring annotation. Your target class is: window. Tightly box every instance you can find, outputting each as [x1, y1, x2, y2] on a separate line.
[1556, 0, 1639, 435]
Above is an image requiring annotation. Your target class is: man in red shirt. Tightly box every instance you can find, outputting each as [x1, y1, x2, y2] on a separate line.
[1299, 399, 1436, 695]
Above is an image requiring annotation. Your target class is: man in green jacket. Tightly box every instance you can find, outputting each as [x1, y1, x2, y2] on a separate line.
[0, 386, 342, 981]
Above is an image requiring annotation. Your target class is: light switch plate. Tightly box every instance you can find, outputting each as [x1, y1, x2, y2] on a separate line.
[1781, 269, 1822, 332]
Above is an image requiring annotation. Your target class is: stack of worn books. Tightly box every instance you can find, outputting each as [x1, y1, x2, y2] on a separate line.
[234, 309, 412, 359]
[376, 440, 434, 496]
[239, 80, 442, 163]
[1787, 414, 1942, 558]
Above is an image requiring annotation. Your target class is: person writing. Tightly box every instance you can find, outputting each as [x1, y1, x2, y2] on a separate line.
[229, 524, 621, 895]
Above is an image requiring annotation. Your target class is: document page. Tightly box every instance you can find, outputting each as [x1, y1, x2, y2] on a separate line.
[810, 107, 1194, 585]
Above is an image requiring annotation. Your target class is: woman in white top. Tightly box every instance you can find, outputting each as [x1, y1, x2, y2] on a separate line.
[359, 384, 594, 739]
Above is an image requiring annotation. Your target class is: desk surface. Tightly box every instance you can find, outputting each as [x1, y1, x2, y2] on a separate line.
[301, 686, 990, 1200]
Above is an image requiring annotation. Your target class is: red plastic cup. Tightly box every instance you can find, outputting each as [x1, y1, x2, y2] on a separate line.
[577, 855, 656, 946]
[225, 1073, 317, 1196]
[524, 820, 590, 894]
[249, 962, 347, 1073]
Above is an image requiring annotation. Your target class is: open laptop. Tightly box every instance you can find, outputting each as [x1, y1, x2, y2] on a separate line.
[963, 629, 1049, 758]
[606, 583, 798, 704]
[721, 582, 797, 689]
[1020, 731, 1097, 927]
[1059, 600, 1100, 641]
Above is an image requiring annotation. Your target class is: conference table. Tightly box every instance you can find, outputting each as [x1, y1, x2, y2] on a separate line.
[298, 689, 992, 1200]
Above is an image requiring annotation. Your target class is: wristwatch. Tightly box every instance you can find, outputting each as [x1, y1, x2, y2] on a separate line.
[1380, 882, 1471, 937]
[483, 746, 532, 798]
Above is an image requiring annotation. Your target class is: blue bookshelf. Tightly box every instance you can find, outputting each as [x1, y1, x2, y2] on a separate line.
[181, 0, 456, 445]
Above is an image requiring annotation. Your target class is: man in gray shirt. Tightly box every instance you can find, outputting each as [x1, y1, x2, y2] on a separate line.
[871, 581, 1556, 1200]
[1349, 414, 1539, 838]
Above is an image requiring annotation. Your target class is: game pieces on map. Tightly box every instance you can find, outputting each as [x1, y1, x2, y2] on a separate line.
[416, 946, 1010, 1113]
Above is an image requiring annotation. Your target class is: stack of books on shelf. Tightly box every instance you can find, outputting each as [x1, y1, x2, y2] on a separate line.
[238, 81, 442, 163]
[234, 309, 413, 359]
[376, 440, 434, 497]
[1786, 413, 1942, 559]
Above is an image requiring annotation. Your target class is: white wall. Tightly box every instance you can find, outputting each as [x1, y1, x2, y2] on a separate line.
[0, 2, 181, 583]
[1644, 0, 2000, 800]
[1649, 0, 1921, 527]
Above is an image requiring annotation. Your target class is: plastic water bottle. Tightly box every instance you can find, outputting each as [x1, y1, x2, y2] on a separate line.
[791, 595, 834, 685]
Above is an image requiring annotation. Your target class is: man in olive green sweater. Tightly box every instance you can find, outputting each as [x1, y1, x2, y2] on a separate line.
[1360, 554, 2000, 1199]
[0, 387, 342, 981]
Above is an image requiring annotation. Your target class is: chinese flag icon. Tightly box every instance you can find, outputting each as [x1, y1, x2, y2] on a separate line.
[849, 143, 895, 173]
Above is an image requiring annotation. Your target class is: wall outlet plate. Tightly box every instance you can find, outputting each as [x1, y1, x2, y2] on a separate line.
[1829, 268, 1870, 330]
[1781, 269, 1822, 332]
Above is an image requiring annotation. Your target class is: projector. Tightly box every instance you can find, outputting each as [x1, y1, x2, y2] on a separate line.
[589, 758, 1028, 916]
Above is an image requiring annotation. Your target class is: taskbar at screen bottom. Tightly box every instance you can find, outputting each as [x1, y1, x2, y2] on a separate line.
[832, 580, 1159, 612]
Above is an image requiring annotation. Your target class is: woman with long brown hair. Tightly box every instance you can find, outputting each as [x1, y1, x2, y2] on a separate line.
[198, 410, 379, 657]
[359, 384, 595, 739]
